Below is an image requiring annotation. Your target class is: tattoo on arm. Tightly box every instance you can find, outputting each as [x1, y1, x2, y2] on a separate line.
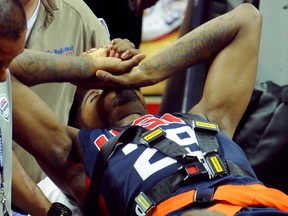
[12, 50, 91, 85]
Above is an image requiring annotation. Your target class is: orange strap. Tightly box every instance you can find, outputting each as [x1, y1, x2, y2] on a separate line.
[152, 184, 288, 216]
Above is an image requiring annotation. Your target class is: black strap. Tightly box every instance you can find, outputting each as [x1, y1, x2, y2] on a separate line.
[146, 173, 183, 204]
[226, 160, 254, 178]
[173, 113, 219, 153]
[140, 127, 198, 164]
[195, 130, 219, 153]
[84, 126, 143, 216]
[84, 133, 119, 216]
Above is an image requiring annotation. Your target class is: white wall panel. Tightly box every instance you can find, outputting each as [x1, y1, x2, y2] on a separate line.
[257, 0, 288, 85]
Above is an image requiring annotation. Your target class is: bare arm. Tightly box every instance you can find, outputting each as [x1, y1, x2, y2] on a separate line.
[11, 76, 85, 207]
[95, 4, 262, 137]
[9, 48, 145, 89]
[189, 3, 262, 137]
[12, 152, 51, 216]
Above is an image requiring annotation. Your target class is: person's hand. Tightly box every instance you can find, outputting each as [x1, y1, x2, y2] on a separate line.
[107, 38, 142, 60]
[95, 63, 165, 89]
[83, 47, 145, 75]
[76, 47, 146, 89]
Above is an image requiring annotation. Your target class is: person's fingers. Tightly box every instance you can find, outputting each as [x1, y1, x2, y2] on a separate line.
[109, 39, 136, 54]
[133, 52, 146, 61]
[114, 38, 135, 49]
[96, 70, 116, 82]
[96, 70, 138, 89]
[108, 50, 116, 57]
[95, 70, 129, 86]
[121, 48, 142, 60]
[121, 53, 146, 69]
[110, 38, 122, 45]
[108, 53, 145, 71]
[115, 53, 120, 58]
[108, 40, 117, 50]
[120, 51, 133, 60]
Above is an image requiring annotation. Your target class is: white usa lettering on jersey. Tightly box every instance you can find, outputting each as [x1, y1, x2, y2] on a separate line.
[121, 114, 200, 180]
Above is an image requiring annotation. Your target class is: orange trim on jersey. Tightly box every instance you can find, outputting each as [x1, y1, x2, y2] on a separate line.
[152, 184, 288, 216]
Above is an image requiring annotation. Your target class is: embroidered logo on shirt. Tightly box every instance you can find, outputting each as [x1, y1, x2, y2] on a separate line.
[0, 94, 9, 122]
[46, 45, 75, 55]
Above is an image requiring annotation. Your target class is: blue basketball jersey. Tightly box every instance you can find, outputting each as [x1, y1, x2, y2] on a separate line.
[79, 113, 288, 216]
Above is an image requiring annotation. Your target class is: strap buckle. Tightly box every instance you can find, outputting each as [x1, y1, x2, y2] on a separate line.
[193, 187, 215, 205]
[140, 127, 166, 146]
[192, 120, 219, 133]
[204, 152, 228, 179]
[135, 192, 156, 215]
[178, 161, 209, 183]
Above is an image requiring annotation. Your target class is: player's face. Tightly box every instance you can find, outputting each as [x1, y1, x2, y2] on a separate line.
[0, 31, 26, 82]
[80, 89, 148, 129]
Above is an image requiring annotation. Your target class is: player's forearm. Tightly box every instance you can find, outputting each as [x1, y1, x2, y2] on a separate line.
[9, 49, 94, 86]
[12, 152, 51, 216]
[37, 126, 86, 209]
[139, 4, 256, 83]
[12, 77, 85, 204]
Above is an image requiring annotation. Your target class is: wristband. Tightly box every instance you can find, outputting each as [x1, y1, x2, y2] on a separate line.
[47, 202, 72, 216]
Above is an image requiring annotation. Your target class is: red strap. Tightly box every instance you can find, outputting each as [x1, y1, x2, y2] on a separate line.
[152, 184, 288, 216]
